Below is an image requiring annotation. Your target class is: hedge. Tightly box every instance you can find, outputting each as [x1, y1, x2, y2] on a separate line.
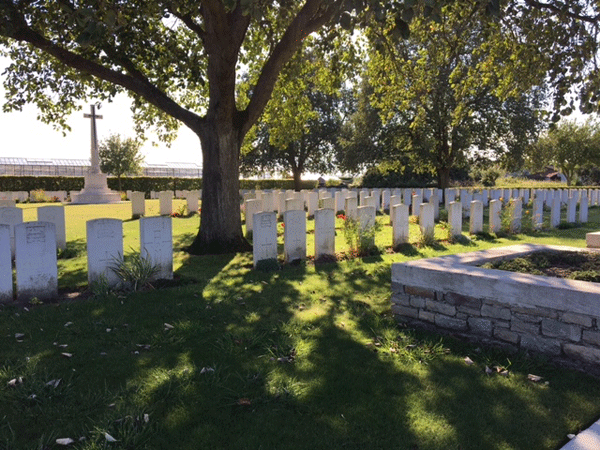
[0, 176, 317, 194]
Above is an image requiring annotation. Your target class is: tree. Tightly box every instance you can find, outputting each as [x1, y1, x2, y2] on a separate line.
[240, 36, 351, 190]
[99, 133, 144, 191]
[363, 0, 549, 188]
[525, 120, 600, 185]
[0, 1, 598, 253]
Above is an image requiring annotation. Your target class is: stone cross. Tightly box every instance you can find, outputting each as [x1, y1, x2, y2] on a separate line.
[84, 104, 103, 174]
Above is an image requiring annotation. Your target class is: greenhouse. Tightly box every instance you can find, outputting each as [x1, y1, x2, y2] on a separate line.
[0, 157, 202, 178]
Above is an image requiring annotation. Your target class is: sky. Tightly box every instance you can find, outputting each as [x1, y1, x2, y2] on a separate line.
[0, 57, 202, 165]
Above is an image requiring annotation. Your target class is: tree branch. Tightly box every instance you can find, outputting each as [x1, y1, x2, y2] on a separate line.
[240, 0, 339, 137]
[524, 0, 600, 24]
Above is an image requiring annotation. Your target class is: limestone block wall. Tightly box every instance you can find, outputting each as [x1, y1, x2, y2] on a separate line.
[391, 245, 600, 367]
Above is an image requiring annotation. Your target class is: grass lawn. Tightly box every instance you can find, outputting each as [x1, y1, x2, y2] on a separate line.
[2, 200, 600, 449]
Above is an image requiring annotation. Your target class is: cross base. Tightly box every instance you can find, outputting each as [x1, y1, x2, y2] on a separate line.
[71, 173, 121, 204]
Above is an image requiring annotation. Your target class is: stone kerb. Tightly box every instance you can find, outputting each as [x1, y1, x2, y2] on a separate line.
[15, 221, 58, 302]
[86, 219, 123, 288]
[391, 244, 600, 367]
[140, 216, 173, 280]
[0, 224, 12, 302]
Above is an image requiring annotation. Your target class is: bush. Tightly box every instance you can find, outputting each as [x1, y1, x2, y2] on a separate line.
[361, 163, 435, 188]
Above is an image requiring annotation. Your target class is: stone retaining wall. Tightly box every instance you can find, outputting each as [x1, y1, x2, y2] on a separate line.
[391, 245, 600, 367]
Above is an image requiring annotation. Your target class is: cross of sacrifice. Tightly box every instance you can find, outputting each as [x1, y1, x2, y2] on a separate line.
[84, 104, 103, 174]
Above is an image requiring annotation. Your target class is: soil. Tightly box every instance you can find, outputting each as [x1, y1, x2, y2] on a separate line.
[480, 250, 600, 282]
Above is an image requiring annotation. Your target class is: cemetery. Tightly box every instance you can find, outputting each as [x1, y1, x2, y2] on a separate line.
[1, 187, 600, 448]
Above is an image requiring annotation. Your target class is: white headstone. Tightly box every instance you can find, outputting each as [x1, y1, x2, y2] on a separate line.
[286, 198, 304, 212]
[462, 191, 473, 218]
[392, 204, 409, 248]
[314, 208, 335, 260]
[389, 195, 402, 225]
[86, 218, 123, 287]
[335, 191, 345, 213]
[253, 211, 278, 268]
[469, 200, 483, 234]
[449, 201, 462, 238]
[0, 207, 23, 258]
[551, 196, 561, 228]
[533, 195, 544, 230]
[15, 221, 58, 302]
[430, 193, 440, 221]
[510, 198, 522, 233]
[245, 199, 263, 235]
[321, 197, 335, 211]
[345, 197, 358, 220]
[0, 224, 12, 302]
[186, 191, 200, 214]
[567, 196, 577, 223]
[412, 194, 422, 216]
[489, 199, 502, 234]
[357, 206, 376, 250]
[382, 190, 391, 211]
[158, 191, 173, 216]
[283, 210, 306, 263]
[419, 203, 434, 239]
[403, 189, 412, 208]
[0, 199, 16, 208]
[131, 191, 146, 217]
[140, 216, 173, 280]
[579, 191, 589, 223]
[37, 205, 66, 250]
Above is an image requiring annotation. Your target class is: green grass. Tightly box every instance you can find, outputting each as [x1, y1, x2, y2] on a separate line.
[2, 201, 600, 449]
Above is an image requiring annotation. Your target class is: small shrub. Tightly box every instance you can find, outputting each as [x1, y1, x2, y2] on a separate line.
[57, 245, 80, 259]
[109, 251, 161, 292]
[342, 216, 381, 256]
[170, 204, 187, 218]
[30, 189, 49, 203]
[90, 274, 113, 299]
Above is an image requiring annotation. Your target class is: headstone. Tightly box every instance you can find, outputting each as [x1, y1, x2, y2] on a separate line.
[262, 191, 274, 212]
[307, 192, 319, 217]
[130, 191, 146, 217]
[469, 200, 483, 234]
[481, 189, 489, 207]
[445, 188, 456, 210]
[286, 198, 304, 212]
[419, 203, 434, 239]
[412, 194, 422, 216]
[318, 197, 334, 211]
[335, 191, 345, 213]
[0, 200, 16, 208]
[283, 210, 306, 263]
[0, 224, 12, 302]
[382, 190, 391, 212]
[403, 189, 412, 208]
[579, 191, 589, 223]
[37, 205, 66, 250]
[389, 195, 402, 225]
[359, 190, 369, 206]
[371, 189, 381, 209]
[550, 196, 561, 228]
[510, 198, 522, 233]
[533, 195, 544, 230]
[252, 211, 278, 268]
[140, 216, 173, 280]
[363, 196, 377, 209]
[449, 201, 462, 238]
[314, 209, 336, 260]
[86, 218, 124, 288]
[15, 221, 58, 302]
[462, 191, 473, 218]
[186, 191, 200, 214]
[345, 197, 358, 220]
[245, 199, 263, 235]
[158, 191, 173, 216]
[567, 196, 577, 223]
[430, 193, 440, 221]
[357, 206, 377, 249]
[0, 207, 23, 258]
[392, 204, 409, 248]
[489, 199, 502, 234]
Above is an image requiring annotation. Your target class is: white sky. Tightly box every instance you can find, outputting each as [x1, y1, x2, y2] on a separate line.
[0, 57, 202, 165]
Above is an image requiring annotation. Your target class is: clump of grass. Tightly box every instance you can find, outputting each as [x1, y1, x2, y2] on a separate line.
[109, 251, 161, 291]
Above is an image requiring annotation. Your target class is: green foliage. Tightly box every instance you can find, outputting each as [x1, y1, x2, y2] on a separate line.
[470, 165, 502, 187]
[29, 189, 51, 203]
[342, 216, 381, 256]
[109, 251, 161, 292]
[99, 133, 144, 191]
[525, 120, 600, 186]
[361, 161, 435, 188]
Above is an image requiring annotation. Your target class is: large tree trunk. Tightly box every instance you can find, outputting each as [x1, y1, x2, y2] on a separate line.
[292, 168, 303, 191]
[438, 167, 451, 189]
[187, 121, 251, 255]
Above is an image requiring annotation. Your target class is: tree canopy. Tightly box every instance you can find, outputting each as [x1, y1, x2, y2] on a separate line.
[99, 133, 144, 191]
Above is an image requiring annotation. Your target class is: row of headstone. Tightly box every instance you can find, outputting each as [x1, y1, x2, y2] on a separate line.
[127, 190, 201, 217]
[0, 215, 174, 303]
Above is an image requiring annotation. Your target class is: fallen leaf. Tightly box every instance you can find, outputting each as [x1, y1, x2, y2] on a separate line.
[58, 344, 68, 348]
[104, 432, 117, 442]
[464, 356, 474, 366]
[237, 398, 252, 406]
[56, 438, 75, 445]
[200, 367, 215, 374]
[567, 434, 577, 439]
[528, 374, 543, 382]
[106, 328, 111, 332]
[64, 322, 73, 327]
[15, 333, 24, 339]
[499, 370, 510, 377]
[164, 323, 174, 330]
[46, 379, 61, 388]
[61, 353, 73, 358]
[143, 413, 149, 423]
[485, 365, 493, 375]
